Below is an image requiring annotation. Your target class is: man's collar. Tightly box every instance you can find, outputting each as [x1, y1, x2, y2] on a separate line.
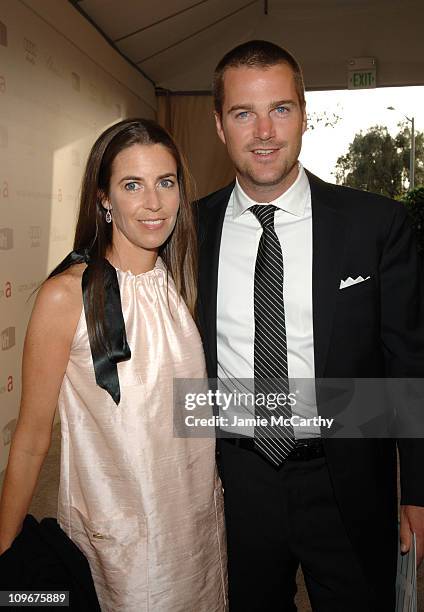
[233, 163, 309, 220]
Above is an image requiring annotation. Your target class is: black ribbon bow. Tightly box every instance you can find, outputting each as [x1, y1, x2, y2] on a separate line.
[61, 249, 131, 405]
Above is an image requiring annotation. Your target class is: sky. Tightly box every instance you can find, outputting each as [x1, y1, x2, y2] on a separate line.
[299, 86, 424, 183]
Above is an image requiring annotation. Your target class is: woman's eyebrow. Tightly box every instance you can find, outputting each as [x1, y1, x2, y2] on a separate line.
[118, 172, 177, 183]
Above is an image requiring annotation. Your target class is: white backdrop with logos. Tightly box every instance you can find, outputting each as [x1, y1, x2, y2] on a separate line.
[0, 0, 155, 478]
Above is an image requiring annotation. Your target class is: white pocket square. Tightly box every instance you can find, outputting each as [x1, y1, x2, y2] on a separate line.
[339, 275, 370, 290]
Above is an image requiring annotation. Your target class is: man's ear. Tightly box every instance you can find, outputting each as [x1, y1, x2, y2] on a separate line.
[302, 104, 307, 134]
[214, 111, 226, 145]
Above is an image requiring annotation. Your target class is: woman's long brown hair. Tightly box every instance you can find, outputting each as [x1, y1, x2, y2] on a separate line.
[48, 118, 197, 356]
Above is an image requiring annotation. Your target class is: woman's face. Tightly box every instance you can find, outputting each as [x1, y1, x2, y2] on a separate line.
[105, 143, 180, 256]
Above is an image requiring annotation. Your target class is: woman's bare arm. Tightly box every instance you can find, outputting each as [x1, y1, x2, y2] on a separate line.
[0, 267, 83, 553]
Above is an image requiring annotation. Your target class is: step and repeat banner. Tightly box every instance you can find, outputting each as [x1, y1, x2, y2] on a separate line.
[0, 1, 155, 478]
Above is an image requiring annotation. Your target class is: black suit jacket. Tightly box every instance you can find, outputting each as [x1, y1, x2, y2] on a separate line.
[196, 171, 424, 590]
[0, 514, 100, 611]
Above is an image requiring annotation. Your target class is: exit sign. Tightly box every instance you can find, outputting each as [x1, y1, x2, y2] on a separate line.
[347, 57, 377, 90]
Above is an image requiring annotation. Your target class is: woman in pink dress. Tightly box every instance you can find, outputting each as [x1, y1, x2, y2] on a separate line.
[0, 119, 227, 611]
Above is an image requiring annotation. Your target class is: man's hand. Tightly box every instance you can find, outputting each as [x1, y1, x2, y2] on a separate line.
[400, 505, 424, 567]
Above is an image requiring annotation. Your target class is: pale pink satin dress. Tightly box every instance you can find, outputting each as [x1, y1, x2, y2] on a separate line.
[57, 258, 227, 611]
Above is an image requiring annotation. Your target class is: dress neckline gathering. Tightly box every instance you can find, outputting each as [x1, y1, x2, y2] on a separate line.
[112, 256, 166, 279]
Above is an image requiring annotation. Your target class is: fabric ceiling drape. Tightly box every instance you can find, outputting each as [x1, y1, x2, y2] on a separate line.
[157, 95, 234, 200]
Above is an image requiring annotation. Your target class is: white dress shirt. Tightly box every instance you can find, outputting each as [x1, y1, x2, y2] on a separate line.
[217, 164, 320, 438]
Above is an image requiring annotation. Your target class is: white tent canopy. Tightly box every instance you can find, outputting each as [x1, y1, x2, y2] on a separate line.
[72, 0, 424, 91]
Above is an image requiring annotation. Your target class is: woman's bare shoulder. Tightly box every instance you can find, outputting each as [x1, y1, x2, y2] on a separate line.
[32, 264, 85, 328]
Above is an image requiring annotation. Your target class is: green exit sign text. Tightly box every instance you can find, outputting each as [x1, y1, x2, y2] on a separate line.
[348, 70, 376, 89]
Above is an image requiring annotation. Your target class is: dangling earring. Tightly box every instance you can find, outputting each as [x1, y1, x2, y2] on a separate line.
[105, 208, 112, 223]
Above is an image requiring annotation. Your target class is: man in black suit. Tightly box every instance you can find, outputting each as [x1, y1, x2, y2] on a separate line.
[196, 40, 424, 611]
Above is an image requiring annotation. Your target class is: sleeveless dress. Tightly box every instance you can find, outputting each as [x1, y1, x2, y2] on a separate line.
[57, 258, 227, 611]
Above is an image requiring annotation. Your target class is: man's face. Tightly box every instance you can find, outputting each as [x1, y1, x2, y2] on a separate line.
[215, 63, 307, 200]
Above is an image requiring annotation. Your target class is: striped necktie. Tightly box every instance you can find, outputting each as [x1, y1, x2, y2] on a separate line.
[250, 204, 295, 466]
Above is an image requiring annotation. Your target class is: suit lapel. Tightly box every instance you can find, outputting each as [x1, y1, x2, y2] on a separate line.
[308, 172, 348, 378]
[198, 183, 234, 377]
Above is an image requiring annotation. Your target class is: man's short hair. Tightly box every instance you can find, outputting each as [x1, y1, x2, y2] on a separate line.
[213, 40, 305, 116]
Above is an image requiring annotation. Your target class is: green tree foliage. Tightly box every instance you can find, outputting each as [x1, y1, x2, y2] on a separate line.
[307, 108, 342, 130]
[335, 123, 424, 198]
[400, 186, 424, 254]
[395, 124, 424, 188]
